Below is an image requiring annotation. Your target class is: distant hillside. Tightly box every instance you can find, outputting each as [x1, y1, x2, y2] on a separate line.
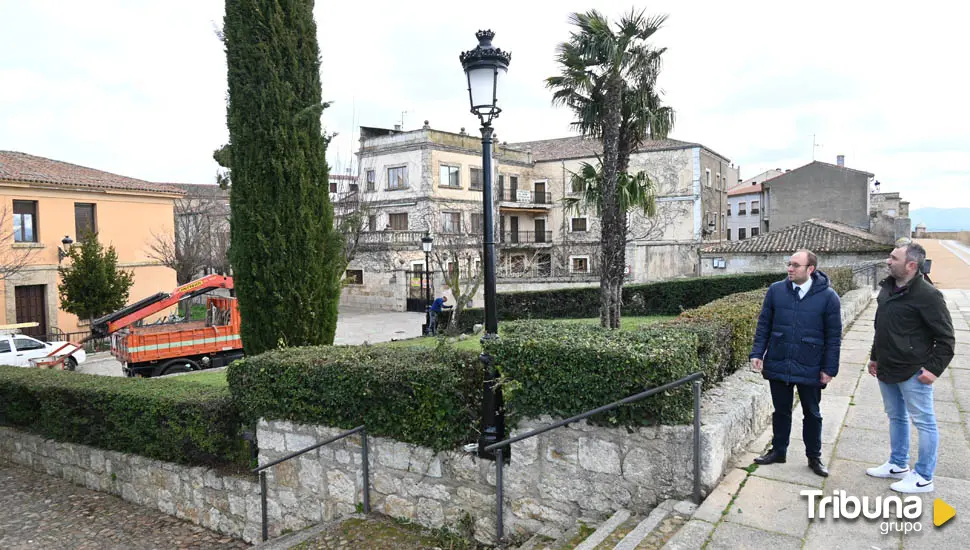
[910, 208, 970, 232]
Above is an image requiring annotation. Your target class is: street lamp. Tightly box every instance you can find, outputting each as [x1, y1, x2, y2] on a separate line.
[57, 235, 74, 264]
[421, 233, 434, 335]
[460, 29, 510, 460]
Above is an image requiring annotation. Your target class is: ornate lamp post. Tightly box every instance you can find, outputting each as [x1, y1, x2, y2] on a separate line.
[421, 233, 434, 335]
[460, 29, 510, 459]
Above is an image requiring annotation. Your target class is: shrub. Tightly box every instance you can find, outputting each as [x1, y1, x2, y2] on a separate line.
[678, 289, 767, 370]
[647, 319, 733, 389]
[486, 320, 700, 426]
[826, 266, 855, 297]
[0, 366, 246, 467]
[439, 272, 785, 332]
[227, 346, 483, 451]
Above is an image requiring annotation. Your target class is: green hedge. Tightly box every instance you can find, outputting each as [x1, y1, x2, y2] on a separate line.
[679, 289, 767, 370]
[0, 366, 247, 467]
[439, 272, 785, 332]
[826, 266, 855, 297]
[486, 321, 701, 426]
[227, 346, 483, 451]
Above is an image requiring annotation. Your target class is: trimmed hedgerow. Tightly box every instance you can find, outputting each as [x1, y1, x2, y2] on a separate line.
[678, 289, 768, 370]
[227, 346, 483, 451]
[485, 320, 700, 426]
[0, 366, 247, 467]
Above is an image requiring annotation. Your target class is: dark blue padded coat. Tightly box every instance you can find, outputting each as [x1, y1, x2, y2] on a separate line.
[749, 270, 842, 387]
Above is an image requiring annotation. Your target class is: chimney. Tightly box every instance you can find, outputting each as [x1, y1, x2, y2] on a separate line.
[393, 124, 401, 131]
[837, 154, 845, 167]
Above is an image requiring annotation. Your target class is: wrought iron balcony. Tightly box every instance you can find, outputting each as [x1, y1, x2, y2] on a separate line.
[496, 188, 552, 204]
[498, 230, 553, 244]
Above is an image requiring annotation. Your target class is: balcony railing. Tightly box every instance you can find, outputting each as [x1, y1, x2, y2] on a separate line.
[738, 210, 747, 216]
[357, 230, 425, 245]
[497, 188, 552, 204]
[498, 230, 553, 244]
[496, 265, 600, 279]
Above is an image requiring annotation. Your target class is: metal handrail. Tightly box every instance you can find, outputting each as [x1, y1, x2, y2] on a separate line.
[484, 372, 704, 543]
[252, 425, 370, 542]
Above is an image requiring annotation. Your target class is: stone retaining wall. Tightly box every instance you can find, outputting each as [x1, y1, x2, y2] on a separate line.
[0, 289, 872, 544]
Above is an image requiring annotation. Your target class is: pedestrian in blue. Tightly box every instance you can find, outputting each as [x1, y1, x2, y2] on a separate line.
[428, 296, 452, 336]
[750, 249, 842, 477]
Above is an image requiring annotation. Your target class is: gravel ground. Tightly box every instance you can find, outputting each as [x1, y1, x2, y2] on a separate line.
[0, 459, 249, 550]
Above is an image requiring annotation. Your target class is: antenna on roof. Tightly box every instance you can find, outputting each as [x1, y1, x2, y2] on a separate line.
[812, 134, 823, 161]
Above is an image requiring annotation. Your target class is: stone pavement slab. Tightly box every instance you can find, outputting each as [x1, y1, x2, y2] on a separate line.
[900, 475, 970, 550]
[705, 520, 802, 550]
[722, 476, 814, 537]
[0, 460, 248, 550]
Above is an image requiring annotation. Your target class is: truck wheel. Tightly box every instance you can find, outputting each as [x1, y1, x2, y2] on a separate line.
[160, 359, 200, 376]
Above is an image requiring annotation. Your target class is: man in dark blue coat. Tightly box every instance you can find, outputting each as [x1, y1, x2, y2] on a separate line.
[750, 249, 842, 477]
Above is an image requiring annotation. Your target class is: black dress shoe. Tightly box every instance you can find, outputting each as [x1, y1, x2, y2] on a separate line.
[808, 457, 829, 477]
[754, 449, 787, 465]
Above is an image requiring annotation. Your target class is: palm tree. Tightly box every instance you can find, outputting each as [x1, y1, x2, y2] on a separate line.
[547, 9, 673, 328]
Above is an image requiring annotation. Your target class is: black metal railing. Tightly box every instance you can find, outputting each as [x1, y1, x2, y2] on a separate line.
[498, 231, 553, 244]
[497, 188, 552, 204]
[252, 425, 370, 542]
[496, 266, 601, 279]
[483, 372, 704, 543]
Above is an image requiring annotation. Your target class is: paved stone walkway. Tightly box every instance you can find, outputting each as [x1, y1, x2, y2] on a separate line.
[673, 290, 970, 549]
[0, 459, 249, 550]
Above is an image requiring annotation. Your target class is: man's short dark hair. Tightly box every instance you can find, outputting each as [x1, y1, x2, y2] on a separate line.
[904, 242, 927, 269]
[796, 249, 818, 267]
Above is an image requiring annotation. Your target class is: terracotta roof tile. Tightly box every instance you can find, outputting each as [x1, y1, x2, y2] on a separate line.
[0, 151, 183, 195]
[727, 182, 762, 197]
[703, 218, 894, 254]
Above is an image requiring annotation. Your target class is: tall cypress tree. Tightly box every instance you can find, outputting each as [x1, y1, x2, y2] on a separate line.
[223, 0, 341, 354]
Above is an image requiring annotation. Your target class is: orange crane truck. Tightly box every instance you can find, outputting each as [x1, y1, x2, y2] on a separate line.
[90, 274, 244, 377]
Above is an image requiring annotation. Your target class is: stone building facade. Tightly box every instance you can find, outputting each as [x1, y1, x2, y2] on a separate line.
[339, 124, 736, 311]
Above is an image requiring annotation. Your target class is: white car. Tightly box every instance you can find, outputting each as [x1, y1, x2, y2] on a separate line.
[0, 333, 87, 370]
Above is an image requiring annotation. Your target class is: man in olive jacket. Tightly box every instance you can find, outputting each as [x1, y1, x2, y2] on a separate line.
[750, 249, 842, 477]
[865, 242, 954, 493]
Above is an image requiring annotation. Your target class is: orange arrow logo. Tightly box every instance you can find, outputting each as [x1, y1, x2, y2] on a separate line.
[934, 498, 956, 527]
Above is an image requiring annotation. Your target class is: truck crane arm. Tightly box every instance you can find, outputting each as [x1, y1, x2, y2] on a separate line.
[90, 274, 234, 338]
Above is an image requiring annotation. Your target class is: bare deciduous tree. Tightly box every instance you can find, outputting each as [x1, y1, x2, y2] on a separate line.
[0, 204, 39, 282]
[147, 195, 228, 285]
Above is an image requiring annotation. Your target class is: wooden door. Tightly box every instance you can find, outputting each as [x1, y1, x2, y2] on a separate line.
[15, 285, 47, 338]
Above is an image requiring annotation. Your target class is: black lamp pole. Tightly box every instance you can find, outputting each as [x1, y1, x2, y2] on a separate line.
[460, 30, 510, 460]
[421, 233, 434, 335]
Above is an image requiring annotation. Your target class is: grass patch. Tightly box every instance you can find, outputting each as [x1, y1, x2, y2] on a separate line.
[292, 516, 481, 549]
[169, 369, 229, 387]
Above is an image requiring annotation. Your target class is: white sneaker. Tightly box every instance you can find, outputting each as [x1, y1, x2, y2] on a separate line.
[890, 471, 934, 493]
[866, 461, 910, 479]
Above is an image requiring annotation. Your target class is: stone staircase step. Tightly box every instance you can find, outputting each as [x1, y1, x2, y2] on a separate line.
[590, 513, 644, 549]
[613, 505, 670, 550]
[574, 509, 631, 550]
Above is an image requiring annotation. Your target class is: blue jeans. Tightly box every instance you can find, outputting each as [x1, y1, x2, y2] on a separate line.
[428, 310, 439, 335]
[878, 370, 939, 480]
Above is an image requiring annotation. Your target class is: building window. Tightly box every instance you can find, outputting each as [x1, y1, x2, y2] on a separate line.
[447, 261, 458, 277]
[738, 228, 747, 240]
[751, 227, 760, 237]
[571, 177, 585, 195]
[387, 166, 408, 190]
[715, 172, 720, 190]
[509, 175, 519, 189]
[329, 181, 338, 193]
[366, 170, 376, 191]
[388, 213, 408, 231]
[727, 228, 731, 240]
[345, 269, 363, 285]
[706, 169, 711, 187]
[13, 200, 38, 243]
[470, 212, 483, 233]
[368, 215, 377, 232]
[498, 174, 505, 190]
[441, 212, 461, 233]
[570, 217, 587, 232]
[74, 203, 96, 239]
[470, 168, 483, 190]
[439, 164, 460, 188]
[751, 200, 760, 214]
[726, 204, 732, 216]
[738, 201, 747, 216]
[570, 256, 590, 273]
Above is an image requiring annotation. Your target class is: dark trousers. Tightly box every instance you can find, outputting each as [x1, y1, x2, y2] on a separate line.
[769, 380, 823, 458]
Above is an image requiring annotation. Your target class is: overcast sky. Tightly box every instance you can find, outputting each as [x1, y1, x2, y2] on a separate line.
[1, 0, 967, 210]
